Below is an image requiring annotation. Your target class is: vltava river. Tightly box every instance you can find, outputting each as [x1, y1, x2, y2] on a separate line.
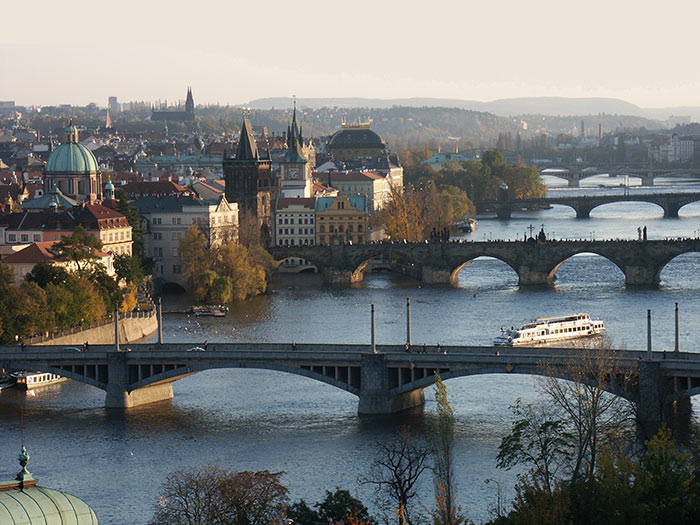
[2, 176, 700, 524]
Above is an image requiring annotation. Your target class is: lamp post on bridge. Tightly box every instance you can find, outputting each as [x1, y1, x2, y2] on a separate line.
[406, 297, 411, 346]
[371, 304, 376, 354]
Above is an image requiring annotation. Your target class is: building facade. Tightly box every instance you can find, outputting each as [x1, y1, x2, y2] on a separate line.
[273, 197, 316, 246]
[132, 194, 237, 287]
[315, 194, 367, 245]
[151, 87, 195, 122]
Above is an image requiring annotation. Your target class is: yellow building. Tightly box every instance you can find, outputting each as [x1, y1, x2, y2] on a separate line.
[315, 194, 368, 245]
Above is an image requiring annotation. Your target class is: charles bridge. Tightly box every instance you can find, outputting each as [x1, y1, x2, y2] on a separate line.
[474, 192, 700, 219]
[1, 343, 699, 439]
[269, 238, 700, 286]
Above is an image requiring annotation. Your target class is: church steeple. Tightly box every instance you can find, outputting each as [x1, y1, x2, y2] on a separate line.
[284, 101, 306, 163]
[185, 87, 194, 115]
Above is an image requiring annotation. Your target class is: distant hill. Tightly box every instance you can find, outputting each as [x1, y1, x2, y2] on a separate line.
[246, 96, 700, 121]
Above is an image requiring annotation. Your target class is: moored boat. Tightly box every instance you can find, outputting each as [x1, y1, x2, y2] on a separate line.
[494, 313, 605, 346]
[12, 371, 67, 390]
[190, 305, 229, 317]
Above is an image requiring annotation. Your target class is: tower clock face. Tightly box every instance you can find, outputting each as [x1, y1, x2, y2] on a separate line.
[288, 168, 299, 179]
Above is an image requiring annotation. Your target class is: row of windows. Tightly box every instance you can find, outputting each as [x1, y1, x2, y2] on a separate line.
[7, 233, 41, 243]
[277, 228, 314, 236]
[277, 239, 315, 246]
[278, 217, 314, 225]
[318, 216, 364, 221]
[152, 215, 234, 226]
[104, 231, 131, 242]
[318, 235, 363, 244]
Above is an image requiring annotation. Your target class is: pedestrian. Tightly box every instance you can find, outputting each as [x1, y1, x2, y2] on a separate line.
[423, 343, 427, 353]
[437, 343, 441, 353]
[21, 341, 25, 352]
[404, 343, 410, 353]
[643, 225, 647, 241]
[84, 341, 89, 352]
[203, 340, 208, 350]
[292, 341, 297, 350]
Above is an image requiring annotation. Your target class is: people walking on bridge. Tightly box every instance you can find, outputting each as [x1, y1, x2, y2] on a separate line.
[643, 226, 648, 241]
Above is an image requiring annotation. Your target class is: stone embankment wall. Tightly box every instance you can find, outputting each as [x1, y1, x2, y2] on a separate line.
[34, 312, 158, 346]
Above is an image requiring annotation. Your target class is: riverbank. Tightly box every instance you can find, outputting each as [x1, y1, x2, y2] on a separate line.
[29, 311, 158, 346]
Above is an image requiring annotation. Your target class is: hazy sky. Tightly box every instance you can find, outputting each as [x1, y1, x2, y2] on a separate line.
[3, 0, 700, 108]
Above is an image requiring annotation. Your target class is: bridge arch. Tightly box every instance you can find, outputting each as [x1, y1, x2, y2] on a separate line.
[543, 249, 627, 284]
[128, 361, 361, 397]
[588, 200, 665, 218]
[656, 250, 700, 286]
[449, 254, 520, 284]
[390, 365, 634, 402]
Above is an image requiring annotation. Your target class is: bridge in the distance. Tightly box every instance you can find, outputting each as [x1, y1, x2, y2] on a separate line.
[1, 343, 699, 439]
[534, 163, 700, 187]
[474, 192, 700, 219]
[269, 239, 700, 285]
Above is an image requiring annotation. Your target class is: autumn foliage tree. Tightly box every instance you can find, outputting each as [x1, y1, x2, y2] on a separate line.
[149, 467, 288, 525]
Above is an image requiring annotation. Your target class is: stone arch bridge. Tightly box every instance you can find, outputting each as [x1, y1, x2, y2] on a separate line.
[536, 164, 700, 188]
[2, 344, 700, 439]
[269, 239, 700, 286]
[475, 192, 700, 219]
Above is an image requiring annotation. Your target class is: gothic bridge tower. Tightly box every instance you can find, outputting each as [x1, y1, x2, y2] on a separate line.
[223, 118, 272, 237]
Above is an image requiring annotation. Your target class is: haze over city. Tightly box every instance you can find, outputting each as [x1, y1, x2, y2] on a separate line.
[4, 0, 700, 108]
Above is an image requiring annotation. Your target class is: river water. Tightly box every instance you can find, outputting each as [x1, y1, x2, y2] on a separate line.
[2, 176, 700, 524]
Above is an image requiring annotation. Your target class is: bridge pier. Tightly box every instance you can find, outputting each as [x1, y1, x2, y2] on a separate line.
[322, 268, 364, 284]
[574, 205, 592, 219]
[567, 177, 580, 188]
[358, 354, 425, 414]
[105, 352, 174, 408]
[622, 263, 661, 286]
[662, 203, 680, 218]
[517, 266, 554, 286]
[421, 266, 455, 285]
[636, 360, 692, 442]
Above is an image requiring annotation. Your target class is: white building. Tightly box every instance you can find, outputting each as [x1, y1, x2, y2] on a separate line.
[649, 134, 694, 163]
[132, 194, 238, 287]
[273, 197, 316, 246]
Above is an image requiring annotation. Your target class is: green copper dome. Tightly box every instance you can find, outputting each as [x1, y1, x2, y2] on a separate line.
[45, 123, 99, 174]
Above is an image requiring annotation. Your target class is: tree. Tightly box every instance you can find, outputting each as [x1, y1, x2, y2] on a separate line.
[361, 427, 430, 525]
[115, 189, 146, 260]
[179, 225, 212, 294]
[316, 489, 373, 525]
[635, 425, 698, 524]
[24, 261, 70, 288]
[427, 373, 468, 525]
[149, 466, 288, 525]
[537, 339, 635, 487]
[497, 399, 572, 494]
[114, 253, 145, 286]
[53, 225, 103, 276]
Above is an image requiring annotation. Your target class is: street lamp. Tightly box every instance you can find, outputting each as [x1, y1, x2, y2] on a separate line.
[485, 479, 505, 518]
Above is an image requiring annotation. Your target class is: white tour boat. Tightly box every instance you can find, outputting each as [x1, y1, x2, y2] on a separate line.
[494, 313, 605, 346]
[12, 371, 67, 390]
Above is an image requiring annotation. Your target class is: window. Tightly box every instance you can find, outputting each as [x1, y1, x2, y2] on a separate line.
[173, 265, 182, 274]
[154, 247, 163, 257]
[21, 234, 29, 242]
[33, 234, 41, 242]
[153, 217, 162, 225]
[290, 218, 295, 224]
[8, 234, 16, 242]
[320, 225, 325, 233]
[172, 218, 177, 224]
[153, 232, 162, 240]
[171, 247, 178, 256]
[172, 232, 179, 240]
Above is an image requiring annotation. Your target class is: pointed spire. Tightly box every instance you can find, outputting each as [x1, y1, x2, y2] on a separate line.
[237, 119, 259, 160]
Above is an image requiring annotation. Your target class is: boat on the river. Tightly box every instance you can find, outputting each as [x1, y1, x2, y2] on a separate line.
[454, 217, 478, 233]
[12, 371, 67, 389]
[494, 313, 605, 346]
[190, 305, 228, 317]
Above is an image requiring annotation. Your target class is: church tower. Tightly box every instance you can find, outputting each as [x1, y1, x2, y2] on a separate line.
[223, 118, 272, 232]
[185, 87, 194, 117]
[279, 103, 311, 198]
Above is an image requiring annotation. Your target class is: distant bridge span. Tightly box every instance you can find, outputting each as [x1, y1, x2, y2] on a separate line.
[2, 344, 700, 439]
[474, 192, 700, 219]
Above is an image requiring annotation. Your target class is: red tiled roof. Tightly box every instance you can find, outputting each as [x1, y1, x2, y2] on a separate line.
[275, 197, 316, 210]
[2, 241, 58, 264]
